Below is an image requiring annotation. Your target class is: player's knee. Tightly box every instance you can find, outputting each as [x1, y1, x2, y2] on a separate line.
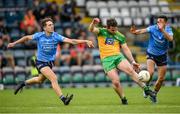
[128, 67, 135, 75]
[37, 78, 44, 84]
[112, 80, 120, 88]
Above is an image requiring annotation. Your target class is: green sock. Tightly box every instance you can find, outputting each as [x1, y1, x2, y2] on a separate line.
[143, 86, 149, 91]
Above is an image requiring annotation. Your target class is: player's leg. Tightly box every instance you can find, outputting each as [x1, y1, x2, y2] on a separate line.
[106, 69, 128, 105]
[154, 65, 166, 93]
[146, 59, 156, 85]
[154, 53, 167, 94]
[101, 56, 127, 104]
[25, 74, 46, 85]
[117, 59, 156, 103]
[14, 74, 46, 95]
[40, 66, 73, 105]
[40, 66, 62, 96]
[117, 59, 145, 87]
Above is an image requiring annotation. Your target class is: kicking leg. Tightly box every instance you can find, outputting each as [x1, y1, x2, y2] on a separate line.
[117, 59, 145, 88]
[117, 59, 156, 103]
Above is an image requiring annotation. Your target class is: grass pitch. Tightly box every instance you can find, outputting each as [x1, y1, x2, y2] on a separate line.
[0, 87, 180, 113]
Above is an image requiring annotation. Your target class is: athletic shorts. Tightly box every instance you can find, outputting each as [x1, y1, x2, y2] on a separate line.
[35, 59, 54, 73]
[146, 52, 167, 66]
[101, 54, 126, 73]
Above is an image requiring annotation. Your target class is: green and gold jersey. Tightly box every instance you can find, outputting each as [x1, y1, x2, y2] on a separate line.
[97, 28, 126, 59]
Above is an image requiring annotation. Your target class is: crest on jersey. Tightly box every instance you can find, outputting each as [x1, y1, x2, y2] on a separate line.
[105, 38, 114, 45]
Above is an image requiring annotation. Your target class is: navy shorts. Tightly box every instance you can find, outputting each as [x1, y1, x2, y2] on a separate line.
[146, 52, 167, 66]
[35, 59, 54, 73]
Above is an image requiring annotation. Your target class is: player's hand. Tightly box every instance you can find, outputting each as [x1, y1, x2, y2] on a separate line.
[130, 25, 137, 34]
[86, 40, 94, 48]
[7, 43, 15, 48]
[132, 61, 140, 73]
[93, 18, 100, 25]
[157, 22, 165, 32]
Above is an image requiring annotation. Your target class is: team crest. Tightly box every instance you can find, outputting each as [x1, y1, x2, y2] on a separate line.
[105, 38, 114, 45]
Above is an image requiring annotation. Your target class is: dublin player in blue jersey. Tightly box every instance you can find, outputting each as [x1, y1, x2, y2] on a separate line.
[130, 15, 173, 103]
[7, 18, 94, 105]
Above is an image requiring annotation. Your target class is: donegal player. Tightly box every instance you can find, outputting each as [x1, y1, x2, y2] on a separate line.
[89, 18, 156, 104]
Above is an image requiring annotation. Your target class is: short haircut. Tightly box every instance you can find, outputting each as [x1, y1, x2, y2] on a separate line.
[158, 15, 168, 22]
[40, 17, 53, 28]
[107, 18, 117, 27]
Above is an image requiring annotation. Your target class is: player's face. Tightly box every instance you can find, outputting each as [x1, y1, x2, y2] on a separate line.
[107, 26, 117, 34]
[157, 18, 166, 25]
[44, 21, 54, 33]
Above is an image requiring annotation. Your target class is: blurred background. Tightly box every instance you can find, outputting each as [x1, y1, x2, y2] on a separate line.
[0, 0, 179, 89]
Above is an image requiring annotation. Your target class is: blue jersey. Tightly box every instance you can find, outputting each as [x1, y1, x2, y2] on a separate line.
[146, 25, 173, 55]
[32, 32, 65, 62]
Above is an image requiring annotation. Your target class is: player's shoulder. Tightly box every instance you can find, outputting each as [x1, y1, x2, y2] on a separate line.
[147, 25, 158, 31]
[53, 32, 64, 37]
[34, 31, 45, 37]
[52, 32, 59, 36]
[99, 27, 107, 32]
[98, 27, 108, 35]
[116, 31, 125, 38]
[149, 24, 157, 28]
[32, 32, 45, 40]
[53, 32, 64, 38]
[53, 32, 65, 41]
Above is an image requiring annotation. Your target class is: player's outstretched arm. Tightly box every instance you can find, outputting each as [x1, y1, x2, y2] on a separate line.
[7, 35, 33, 48]
[130, 25, 147, 35]
[121, 43, 140, 72]
[63, 38, 94, 48]
[88, 18, 100, 34]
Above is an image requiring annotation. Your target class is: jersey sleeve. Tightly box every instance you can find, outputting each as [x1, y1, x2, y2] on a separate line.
[119, 35, 126, 44]
[97, 28, 104, 36]
[32, 32, 40, 41]
[57, 34, 65, 42]
[117, 33, 126, 44]
[167, 26, 173, 36]
[146, 25, 154, 33]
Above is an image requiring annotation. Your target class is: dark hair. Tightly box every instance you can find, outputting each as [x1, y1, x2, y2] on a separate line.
[40, 17, 54, 28]
[107, 18, 117, 27]
[158, 15, 168, 22]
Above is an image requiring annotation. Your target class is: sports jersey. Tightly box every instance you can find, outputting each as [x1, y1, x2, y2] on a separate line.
[97, 28, 126, 59]
[146, 25, 173, 55]
[32, 32, 65, 62]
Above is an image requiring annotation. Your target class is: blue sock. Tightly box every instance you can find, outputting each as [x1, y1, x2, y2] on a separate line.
[60, 95, 66, 102]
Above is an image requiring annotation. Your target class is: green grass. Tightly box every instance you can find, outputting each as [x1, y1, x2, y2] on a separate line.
[0, 87, 180, 113]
